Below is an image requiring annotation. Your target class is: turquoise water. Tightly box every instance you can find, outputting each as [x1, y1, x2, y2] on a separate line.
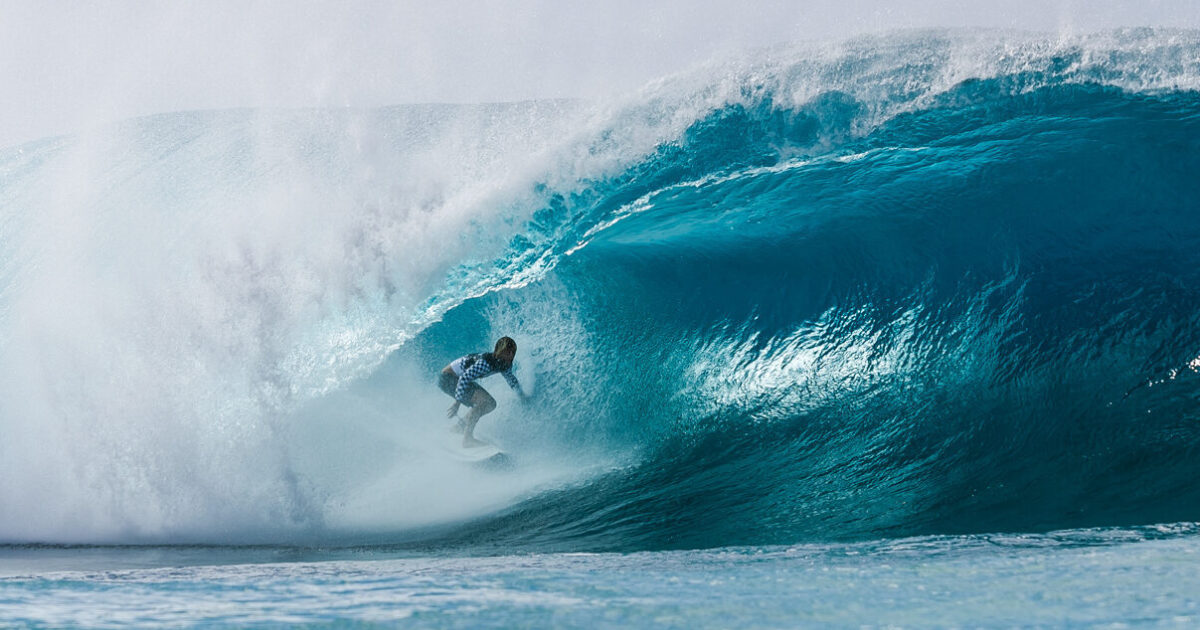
[3, 526, 1199, 627]
[2, 28, 1200, 626]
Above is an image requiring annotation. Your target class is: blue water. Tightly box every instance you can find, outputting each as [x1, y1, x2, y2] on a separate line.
[3, 526, 1200, 627]
[2, 29, 1200, 626]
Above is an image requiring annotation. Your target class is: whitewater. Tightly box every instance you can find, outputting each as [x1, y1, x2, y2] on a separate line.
[3, 28, 1200, 626]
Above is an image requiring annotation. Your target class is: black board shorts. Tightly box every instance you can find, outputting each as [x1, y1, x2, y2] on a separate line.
[439, 369, 482, 407]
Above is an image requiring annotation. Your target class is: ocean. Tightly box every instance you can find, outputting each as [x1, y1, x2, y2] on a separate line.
[2, 28, 1199, 627]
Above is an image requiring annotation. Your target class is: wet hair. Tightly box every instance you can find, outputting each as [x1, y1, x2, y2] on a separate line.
[494, 336, 517, 356]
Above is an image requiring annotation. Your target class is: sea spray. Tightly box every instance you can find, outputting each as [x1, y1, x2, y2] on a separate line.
[1, 29, 1198, 549]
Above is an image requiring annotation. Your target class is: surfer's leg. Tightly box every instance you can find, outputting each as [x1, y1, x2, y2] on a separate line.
[463, 388, 495, 447]
[439, 368, 468, 432]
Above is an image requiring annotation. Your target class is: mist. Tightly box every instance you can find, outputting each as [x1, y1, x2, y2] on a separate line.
[2, 0, 1198, 148]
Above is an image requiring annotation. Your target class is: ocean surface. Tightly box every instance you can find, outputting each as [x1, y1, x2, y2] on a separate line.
[2, 28, 1200, 626]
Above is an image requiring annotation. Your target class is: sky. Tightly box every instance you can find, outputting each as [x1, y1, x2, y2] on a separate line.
[1, 0, 1198, 148]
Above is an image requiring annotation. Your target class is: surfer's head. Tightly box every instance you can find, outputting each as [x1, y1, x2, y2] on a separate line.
[494, 336, 517, 365]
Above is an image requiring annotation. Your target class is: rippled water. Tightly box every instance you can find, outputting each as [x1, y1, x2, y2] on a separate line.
[3, 526, 1198, 628]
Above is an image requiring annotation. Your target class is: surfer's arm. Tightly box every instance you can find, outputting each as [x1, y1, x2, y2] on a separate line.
[454, 360, 491, 403]
[502, 369, 528, 400]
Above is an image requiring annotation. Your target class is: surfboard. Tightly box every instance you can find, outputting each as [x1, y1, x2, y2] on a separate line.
[437, 431, 505, 464]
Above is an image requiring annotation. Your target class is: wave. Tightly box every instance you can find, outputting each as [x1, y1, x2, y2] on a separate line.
[1, 28, 1199, 549]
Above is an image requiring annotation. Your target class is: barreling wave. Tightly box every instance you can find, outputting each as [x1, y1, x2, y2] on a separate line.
[1, 28, 1199, 550]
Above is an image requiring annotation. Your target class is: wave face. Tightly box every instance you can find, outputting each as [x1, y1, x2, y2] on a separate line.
[2, 29, 1200, 549]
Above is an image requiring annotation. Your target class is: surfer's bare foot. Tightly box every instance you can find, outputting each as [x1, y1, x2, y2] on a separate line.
[463, 435, 487, 448]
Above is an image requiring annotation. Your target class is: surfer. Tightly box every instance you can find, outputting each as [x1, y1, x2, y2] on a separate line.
[439, 336, 529, 447]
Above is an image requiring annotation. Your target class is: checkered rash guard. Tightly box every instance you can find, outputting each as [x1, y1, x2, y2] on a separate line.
[450, 353, 523, 403]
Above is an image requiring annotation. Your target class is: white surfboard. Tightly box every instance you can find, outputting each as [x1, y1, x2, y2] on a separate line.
[437, 431, 503, 463]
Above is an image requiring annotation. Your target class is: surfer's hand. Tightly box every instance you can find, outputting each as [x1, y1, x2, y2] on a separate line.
[447, 402, 460, 418]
